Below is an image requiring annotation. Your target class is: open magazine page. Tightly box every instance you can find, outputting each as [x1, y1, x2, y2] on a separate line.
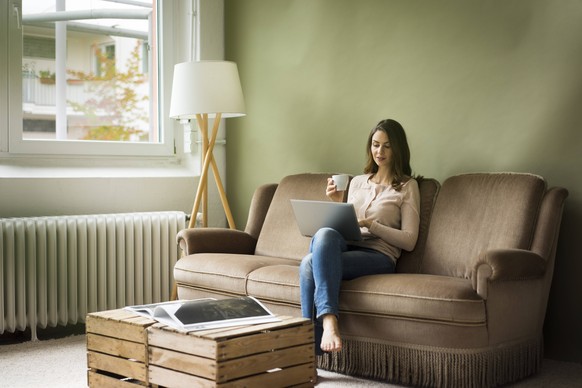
[123, 299, 212, 318]
[124, 296, 280, 331]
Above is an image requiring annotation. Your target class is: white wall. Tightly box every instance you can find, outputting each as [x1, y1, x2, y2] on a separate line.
[0, 176, 196, 217]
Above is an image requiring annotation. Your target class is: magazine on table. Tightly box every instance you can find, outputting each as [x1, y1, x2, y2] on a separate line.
[124, 296, 280, 331]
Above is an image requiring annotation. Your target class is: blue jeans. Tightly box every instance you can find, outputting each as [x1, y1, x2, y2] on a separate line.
[299, 228, 395, 352]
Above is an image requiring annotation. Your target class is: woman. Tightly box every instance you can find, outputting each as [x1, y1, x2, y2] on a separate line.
[299, 119, 421, 354]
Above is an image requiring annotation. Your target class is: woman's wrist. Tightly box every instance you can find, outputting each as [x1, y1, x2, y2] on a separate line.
[359, 219, 373, 229]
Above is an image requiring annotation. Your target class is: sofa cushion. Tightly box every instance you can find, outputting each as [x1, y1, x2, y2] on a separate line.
[246, 264, 302, 304]
[174, 254, 298, 295]
[340, 273, 485, 324]
[422, 173, 547, 278]
[255, 173, 331, 260]
[246, 266, 485, 325]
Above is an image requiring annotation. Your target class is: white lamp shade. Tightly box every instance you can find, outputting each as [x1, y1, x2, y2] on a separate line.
[169, 60, 246, 119]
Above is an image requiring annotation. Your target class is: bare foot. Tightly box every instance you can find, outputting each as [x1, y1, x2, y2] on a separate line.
[321, 314, 342, 352]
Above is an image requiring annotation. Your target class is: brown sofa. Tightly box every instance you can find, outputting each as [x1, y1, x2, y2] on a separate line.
[175, 172, 568, 387]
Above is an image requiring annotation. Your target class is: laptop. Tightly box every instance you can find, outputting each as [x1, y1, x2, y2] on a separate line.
[290, 199, 362, 241]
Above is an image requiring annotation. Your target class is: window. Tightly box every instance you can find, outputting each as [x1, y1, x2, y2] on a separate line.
[94, 43, 116, 78]
[3, 0, 177, 157]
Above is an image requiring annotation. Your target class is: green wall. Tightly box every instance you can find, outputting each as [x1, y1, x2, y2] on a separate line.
[225, 0, 582, 362]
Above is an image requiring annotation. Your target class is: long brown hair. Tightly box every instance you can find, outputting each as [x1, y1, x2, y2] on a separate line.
[364, 119, 414, 191]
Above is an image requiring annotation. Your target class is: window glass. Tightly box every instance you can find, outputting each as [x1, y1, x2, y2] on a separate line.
[21, 0, 159, 143]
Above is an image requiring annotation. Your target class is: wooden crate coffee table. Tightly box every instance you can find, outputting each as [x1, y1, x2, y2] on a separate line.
[86, 309, 316, 387]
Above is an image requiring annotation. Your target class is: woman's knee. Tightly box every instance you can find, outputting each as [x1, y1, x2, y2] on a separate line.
[313, 227, 342, 242]
[311, 227, 344, 251]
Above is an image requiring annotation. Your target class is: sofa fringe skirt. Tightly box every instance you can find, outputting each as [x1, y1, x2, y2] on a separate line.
[317, 336, 543, 388]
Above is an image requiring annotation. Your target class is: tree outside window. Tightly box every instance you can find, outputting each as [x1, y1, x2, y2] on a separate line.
[67, 42, 149, 141]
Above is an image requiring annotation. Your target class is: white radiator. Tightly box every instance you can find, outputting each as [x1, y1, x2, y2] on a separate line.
[0, 211, 185, 340]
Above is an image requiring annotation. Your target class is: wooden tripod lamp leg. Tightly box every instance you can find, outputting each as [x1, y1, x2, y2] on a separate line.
[199, 114, 209, 227]
[188, 117, 216, 229]
[209, 156, 236, 229]
[187, 113, 236, 229]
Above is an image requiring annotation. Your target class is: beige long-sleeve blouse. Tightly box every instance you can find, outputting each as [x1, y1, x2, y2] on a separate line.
[347, 174, 420, 261]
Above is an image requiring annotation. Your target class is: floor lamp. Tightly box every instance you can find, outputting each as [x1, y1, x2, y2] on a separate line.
[169, 61, 246, 229]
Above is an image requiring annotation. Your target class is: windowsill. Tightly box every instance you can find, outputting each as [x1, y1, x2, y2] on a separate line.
[0, 153, 200, 179]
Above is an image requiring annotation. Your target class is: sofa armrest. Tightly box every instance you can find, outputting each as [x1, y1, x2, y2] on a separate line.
[176, 228, 257, 256]
[472, 249, 546, 299]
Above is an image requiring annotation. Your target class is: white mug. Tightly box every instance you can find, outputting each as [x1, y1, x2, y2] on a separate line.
[332, 174, 349, 191]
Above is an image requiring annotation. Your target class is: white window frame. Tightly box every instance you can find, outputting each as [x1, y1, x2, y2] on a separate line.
[2, 0, 178, 158]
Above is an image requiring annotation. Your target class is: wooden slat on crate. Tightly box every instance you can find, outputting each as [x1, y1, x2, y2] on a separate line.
[87, 333, 148, 363]
[149, 344, 315, 382]
[149, 346, 217, 380]
[87, 370, 148, 388]
[149, 365, 215, 388]
[88, 351, 148, 382]
[215, 344, 315, 383]
[86, 309, 156, 343]
[149, 363, 316, 388]
[148, 323, 220, 359]
[215, 323, 314, 360]
[221, 363, 316, 387]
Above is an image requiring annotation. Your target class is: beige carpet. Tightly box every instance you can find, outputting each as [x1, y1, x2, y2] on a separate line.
[1, 334, 581, 387]
[0, 335, 87, 388]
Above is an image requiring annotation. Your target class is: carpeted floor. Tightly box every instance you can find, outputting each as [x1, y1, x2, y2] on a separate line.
[0, 335, 87, 388]
[1, 334, 581, 387]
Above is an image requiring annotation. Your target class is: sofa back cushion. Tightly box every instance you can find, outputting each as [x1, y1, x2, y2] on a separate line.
[255, 173, 331, 260]
[396, 178, 440, 273]
[421, 173, 547, 278]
